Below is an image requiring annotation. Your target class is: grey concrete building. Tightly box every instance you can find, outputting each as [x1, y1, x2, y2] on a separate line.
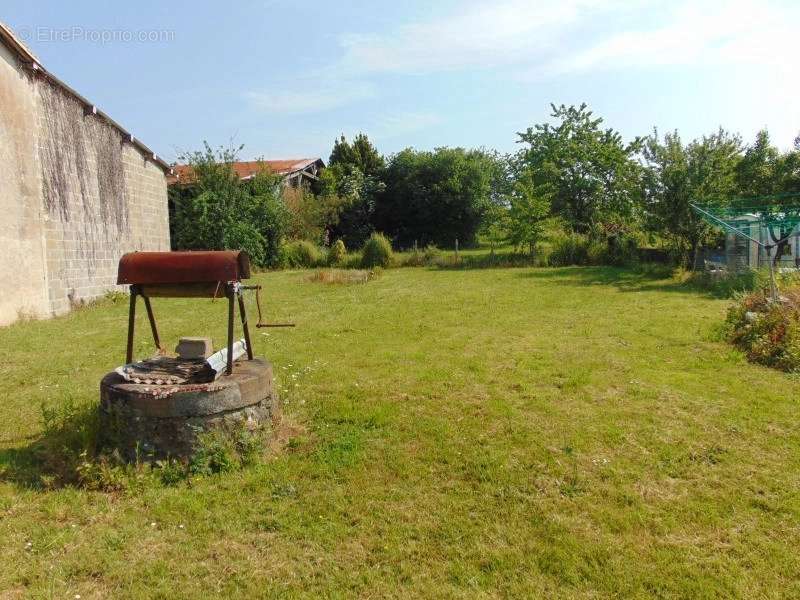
[0, 22, 171, 326]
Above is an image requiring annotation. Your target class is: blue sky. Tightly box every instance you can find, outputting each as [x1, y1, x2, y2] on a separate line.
[3, 1, 798, 163]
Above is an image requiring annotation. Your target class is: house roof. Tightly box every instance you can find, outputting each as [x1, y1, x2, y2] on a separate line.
[0, 20, 172, 174]
[168, 158, 324, 186]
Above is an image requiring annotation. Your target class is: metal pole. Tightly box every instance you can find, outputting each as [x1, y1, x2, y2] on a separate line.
[766, 246, 778, 301]
[226, 285, 235, 375]
[126, 287, 137, 364]
[142, 295, 162, 353]
[237, 291, 254, 360]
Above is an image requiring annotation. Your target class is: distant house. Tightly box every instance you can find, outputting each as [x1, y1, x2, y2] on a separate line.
[0, 21, 171, 326]
[168, 158, 325, 189]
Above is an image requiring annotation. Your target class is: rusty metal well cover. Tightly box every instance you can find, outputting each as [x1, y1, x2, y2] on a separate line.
[117, 251, 251, 285]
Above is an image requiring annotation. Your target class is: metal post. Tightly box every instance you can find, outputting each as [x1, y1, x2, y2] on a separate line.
[142, 295, 162, 353]
[226, 285, 235, 375]
[766, 246, 778, 301]
[126, 287, 137, 364]
[237, 291, 254, 360]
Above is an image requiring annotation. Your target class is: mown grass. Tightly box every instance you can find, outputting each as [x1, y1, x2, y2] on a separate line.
[1, 266, 799, 598]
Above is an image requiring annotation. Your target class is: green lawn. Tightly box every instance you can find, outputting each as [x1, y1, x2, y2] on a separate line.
[1, 266, 799, 598]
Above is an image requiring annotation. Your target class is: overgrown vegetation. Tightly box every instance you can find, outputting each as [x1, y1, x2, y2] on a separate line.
[169, 142, 289, 268]
[725, 285, 800, 371]
[360, 232, 393, 268]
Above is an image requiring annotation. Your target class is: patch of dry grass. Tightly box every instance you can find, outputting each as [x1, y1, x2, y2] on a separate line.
[307, 268, 378, 284]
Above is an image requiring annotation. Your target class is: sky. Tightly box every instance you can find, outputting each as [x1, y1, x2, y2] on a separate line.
[3, 0, 799, 164]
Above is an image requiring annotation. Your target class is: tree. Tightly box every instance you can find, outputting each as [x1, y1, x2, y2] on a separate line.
[643, 128, 741, 267]
[323, 133, 385, 249]
[516, 103, 644, 235]
[505, 171, 552, 255]
[320, 166, 384, 249]
[329, 133, 385, 177]
[169, 142, 289, 267]
[374, 147, 494, 248]
[734, 130, 800, 264]
[736, 130, 781, 197]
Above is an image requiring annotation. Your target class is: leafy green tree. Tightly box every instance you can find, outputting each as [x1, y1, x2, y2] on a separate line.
[169, 142, 289, 267]
[477, 151, 514, 253]
[329, 133, 385, 177]
[733, 130, 800, 264]
[643, 128, 741, 267]
[322, 133, 386, 249]
[516, 103, 644, 235]
[736, 129, 800, 197]
[505, 172, 552, 255]
[375, 147, 494, 248]
[319, 165, 384, 249]
[736, 130, 781, 197]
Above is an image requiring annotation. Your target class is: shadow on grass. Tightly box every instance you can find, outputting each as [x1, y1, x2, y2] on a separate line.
[0, 401, 99, 490]
[518, 265, 719, 296]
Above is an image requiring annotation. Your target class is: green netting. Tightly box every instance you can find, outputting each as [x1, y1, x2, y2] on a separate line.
[691, 192, 800, 245]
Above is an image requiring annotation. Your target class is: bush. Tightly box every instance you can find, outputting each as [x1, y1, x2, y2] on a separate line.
[725, 286, 800, 371]
[361, 233, 393, 268]
[548, 232, 591, 266]
[689, 268, 800, 299]
[547, 231, 640, 267]
[327, 239, 347, 265]
[169, 143, 289, 268]
[604, 232, 641, 266]
[281, 240, 323, 268]
[398, 244, 440, 267]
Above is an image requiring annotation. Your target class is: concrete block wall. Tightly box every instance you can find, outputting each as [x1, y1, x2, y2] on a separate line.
[0, 42, 170, 325]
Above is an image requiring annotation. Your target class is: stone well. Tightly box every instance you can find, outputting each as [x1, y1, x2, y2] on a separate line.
[99, 358, 278, 461]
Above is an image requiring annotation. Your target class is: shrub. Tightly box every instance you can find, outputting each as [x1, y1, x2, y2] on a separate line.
[341, 252, 363, 269]
[361, 233, 393, 268]
[398, 244, 440, 267]
[548, 232, 591, 266]
[281, 240, 323, 268]
[725, 286, 800, 371]
[327, 239, 347, 265]
[604, 232, 640, 266]
[689, 268, 800, 299]
[170, 143, 289, 268]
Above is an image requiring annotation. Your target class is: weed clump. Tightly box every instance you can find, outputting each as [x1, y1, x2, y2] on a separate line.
[725, 285, 800, 371]
[327, 239, 347, 265]
[361, 233, 393, 268]
[281, 240, 323, 268]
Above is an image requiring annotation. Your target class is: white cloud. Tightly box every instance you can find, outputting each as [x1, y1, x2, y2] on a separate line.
[244, 0, 799, 116]
[244, 81, 375, 115]
[546, 0, 799, 75]
[335, 0, 618, 75]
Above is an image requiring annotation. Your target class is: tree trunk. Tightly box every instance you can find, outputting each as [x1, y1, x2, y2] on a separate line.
[692, 242, 702, 271]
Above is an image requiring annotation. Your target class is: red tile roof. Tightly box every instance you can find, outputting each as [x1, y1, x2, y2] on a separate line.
[168, 159, 322, 186]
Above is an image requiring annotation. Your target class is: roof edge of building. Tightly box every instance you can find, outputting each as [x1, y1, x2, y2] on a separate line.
[0, 21, 173, 175]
